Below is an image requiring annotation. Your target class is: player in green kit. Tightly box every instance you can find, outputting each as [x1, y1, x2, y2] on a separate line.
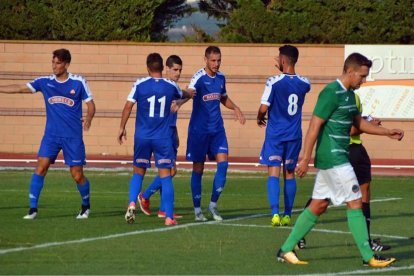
[276, 53, 403, 267]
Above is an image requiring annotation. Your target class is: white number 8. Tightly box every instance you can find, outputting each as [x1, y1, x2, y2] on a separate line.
[287, 94, 298, 115]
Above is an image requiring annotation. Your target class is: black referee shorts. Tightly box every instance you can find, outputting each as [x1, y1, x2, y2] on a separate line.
[349, 143, 372, 185]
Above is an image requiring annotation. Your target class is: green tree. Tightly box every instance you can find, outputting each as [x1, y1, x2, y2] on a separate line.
[0, 0, 191, 42]
[220, 0, 414, 44]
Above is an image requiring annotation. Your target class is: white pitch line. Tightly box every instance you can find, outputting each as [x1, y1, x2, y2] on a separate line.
[294, 264, 414, 275]
[219, 223, 411, 240]
[0, 213, 264, 256]
[0, 197, 404, 255]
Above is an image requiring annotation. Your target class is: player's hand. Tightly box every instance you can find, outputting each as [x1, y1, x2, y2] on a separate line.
[257, 117, 267, 127]
[295, 159, 309, 178]
[171, 100, 179, 113]
[117, 128, 127, 145]
[388, 129, 404, 141]
[82, 117, 92, 131]
[186, 88, 196, 99]
[234, 107, 246, 125]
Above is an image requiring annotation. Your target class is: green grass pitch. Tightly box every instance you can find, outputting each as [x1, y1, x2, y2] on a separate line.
[0, 169, 414, 275]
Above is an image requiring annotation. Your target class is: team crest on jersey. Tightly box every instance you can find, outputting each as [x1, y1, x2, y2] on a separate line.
[203, 93, 221, 101]
[48, 96, 75, 106]
[70, 89, 76, 95]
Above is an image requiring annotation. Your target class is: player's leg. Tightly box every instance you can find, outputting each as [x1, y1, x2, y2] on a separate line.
[153, 138, 177, 225]
[63, 137, 90, 219]
[281, 139, 301, 226]
[125, 139, 150, 224]
[187, 132, 208, 221]
[259, 138, 282, 226]
[23, 136, 58, 219]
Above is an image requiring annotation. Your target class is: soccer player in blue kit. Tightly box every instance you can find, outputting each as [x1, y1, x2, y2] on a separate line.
[257, 45, 311, 227]
[118, 53, 187, 226]
[138, 55, 186, 219]
[186, 46, 246, 222]
[0, 48, 95, 219]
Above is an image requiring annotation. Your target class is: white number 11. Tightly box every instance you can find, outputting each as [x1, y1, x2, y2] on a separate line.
[147, 95, 166, 117]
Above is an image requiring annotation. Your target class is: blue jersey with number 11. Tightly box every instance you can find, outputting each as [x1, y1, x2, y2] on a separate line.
[261, 74, 311, 141]
[128, 77, 182, 139]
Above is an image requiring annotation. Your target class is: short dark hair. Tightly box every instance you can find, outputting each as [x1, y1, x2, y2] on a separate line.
[205, 46, 221, 57]
[147, 53, 164, 72]
[166, 55, 182, 68]
[279, 45, 299, 64]
[343, 53, 372, 73]
[53, 48, 71, 63]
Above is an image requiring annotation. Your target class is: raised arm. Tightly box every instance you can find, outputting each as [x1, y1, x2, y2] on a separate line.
[220, 95, 246, 125]
[295, 115, 326, 178]
[83, 100, 96, 131]
[353, 115, 404, 141]
[117, 101, 135, 145]
[0, 84, 32, 94]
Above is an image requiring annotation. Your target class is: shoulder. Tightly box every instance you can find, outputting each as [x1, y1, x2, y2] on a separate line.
[32, 75, 54, 82]
[133, 76, 152, 87]
[190, 68, 206, 82]
[163, 78, 180, 89]
[265, 74, 285, 86]
[68, 73, 87, 82]
[296, 75, 311, 85]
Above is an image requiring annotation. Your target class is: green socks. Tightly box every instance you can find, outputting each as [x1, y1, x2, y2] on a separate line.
[281, 208, 318, 252]
[347, 208, 374, 262]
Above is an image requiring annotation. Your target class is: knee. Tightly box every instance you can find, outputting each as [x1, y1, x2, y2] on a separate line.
[193, 163, 204, 174]
[171, 166, 177, 177]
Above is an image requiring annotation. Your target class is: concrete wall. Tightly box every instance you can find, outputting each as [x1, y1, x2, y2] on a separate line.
[0, 41, 413, 160]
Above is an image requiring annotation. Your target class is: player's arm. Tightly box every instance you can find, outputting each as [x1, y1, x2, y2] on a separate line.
[220, 95, 246, 125]
[83, 100, 96, 131]
[171, 97, 190, 113]
[257, 104, 268, 128]
[0, 84, 32, 94]
[353, 115, 404, 141]
[180, 87, 196, 99]
[295, 115, 325, 178]
[118, 101, 135, 145]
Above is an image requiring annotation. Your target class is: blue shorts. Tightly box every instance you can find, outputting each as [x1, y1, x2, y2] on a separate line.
[186, 130, 228, 162]
[259, 138, 301, 170]
[38, 135, 86, 167]
[133, 138, 175, 168]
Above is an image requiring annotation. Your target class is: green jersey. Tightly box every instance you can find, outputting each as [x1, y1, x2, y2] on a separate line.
[313, 80, 360, 169]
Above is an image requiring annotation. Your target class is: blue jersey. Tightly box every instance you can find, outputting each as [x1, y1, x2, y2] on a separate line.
[128, 77, 182, 139]
[188, 68, 227, 134]
[27, 73, 93, 138]
[261, 74, 311, 141]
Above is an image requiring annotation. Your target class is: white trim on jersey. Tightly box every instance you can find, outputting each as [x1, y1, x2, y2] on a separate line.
[127, 76, 152, 103]
[188, 68, 225, 92]
[69, 73, 93, 101]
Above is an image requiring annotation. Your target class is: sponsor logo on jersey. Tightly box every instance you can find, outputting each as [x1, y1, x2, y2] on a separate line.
[203, 93, 221, 101]
[47, 83, 56, 88]
[204, 82, 211, 85]
[158, 159, 172, 164]
[70, 89, 76, 95]
[48, 96, 75, 106]
[269, 155, 282, 161]
[219, 146, 228, 151]
[136, 158, 150, 164]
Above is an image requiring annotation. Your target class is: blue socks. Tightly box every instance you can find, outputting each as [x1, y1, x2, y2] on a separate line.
[76, 178, 90, 206]
[211, 161, 228, 202]
[267, 176, 280, 215]
[29, 173, 45, 208]
[191, 171, 203, 208]
[283, 178, 297, 216]
[160, 176, 174, 219]
[129, 173, 144, 204]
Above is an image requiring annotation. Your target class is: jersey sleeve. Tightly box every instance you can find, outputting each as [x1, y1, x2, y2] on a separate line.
[26, 78, 43, 94]
[260, 78, 273, 106]
[80, 77, 93, 102]
[127, 82, 138, 103]
[313, 88, 338, 120]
